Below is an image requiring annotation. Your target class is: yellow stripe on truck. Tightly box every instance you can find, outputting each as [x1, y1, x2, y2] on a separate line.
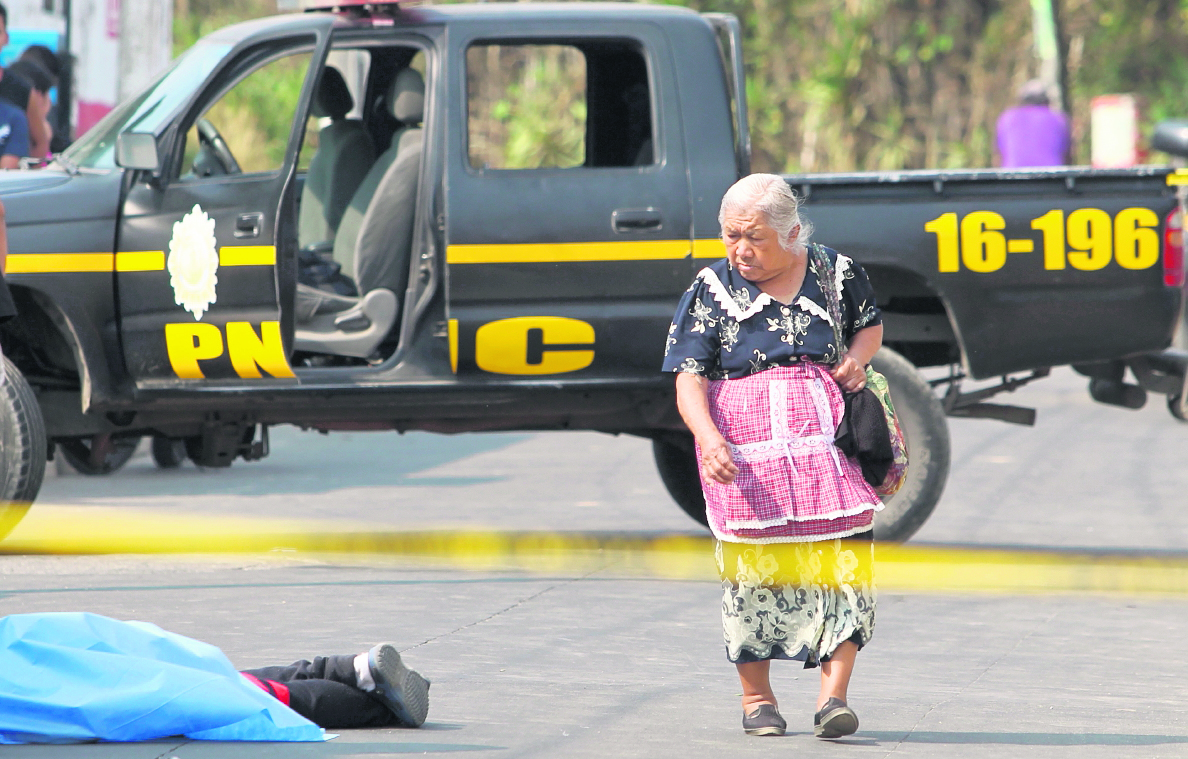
[7, 253, 115, 273]
[446, 239, 726, 264]
[8, 246, 278, 274]
[115, 251, 166, 271]
[10, 240, 723, 274]
[220, 245, 276, 267]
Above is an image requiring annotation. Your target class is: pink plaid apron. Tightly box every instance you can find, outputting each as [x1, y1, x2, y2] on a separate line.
[697, 363, 882, 543]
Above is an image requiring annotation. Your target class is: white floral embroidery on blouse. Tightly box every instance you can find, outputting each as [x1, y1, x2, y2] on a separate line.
[729, 286, 753, 312]
[853, 299, 878, 331]
[766, 307, 812, 346]
[719, 318, 741, 352]
[677, 357, 704, 375]
[664, 322, 678, 357]
[688, 297, 716, 334]
[747, 348, 773, 374]
[821, 341, 839, 365]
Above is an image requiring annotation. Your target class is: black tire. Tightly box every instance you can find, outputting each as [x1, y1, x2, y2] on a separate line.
[652, 435, 709, 528]
[59, 434, 141, 476]
[0, 356, 48, 540]
[869, 346, 951, 542]
[151, 435, 188, 469]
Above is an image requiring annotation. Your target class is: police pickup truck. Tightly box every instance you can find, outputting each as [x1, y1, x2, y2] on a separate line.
[0, 1, 1185, 541]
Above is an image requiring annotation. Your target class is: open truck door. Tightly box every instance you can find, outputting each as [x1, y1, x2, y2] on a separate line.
[115, 17, 336, 385]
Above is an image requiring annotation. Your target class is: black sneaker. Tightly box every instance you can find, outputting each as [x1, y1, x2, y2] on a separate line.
[813, 697, 858, 739]
[742, 703, 786, 736]
[368, 643, 430, 727]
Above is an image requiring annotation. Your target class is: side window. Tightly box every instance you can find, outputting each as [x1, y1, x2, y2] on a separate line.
[178, 50, 313, 180]
[466, 40, 653, 171]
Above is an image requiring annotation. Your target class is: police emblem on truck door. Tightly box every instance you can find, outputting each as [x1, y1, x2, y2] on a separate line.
[167, 205, 220, 320]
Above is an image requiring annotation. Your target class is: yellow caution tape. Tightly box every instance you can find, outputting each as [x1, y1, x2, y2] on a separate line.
[4, 505, 1188, 596]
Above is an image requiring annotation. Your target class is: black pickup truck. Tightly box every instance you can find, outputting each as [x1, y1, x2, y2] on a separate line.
[0, 1, 1184, 541]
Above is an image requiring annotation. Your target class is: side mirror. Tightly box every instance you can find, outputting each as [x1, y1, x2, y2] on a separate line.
[1152, 121, 1188, 159]
[115, 132, 161, 172]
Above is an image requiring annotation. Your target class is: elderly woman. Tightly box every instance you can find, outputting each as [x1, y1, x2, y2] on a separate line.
[662, 174, 884, 739]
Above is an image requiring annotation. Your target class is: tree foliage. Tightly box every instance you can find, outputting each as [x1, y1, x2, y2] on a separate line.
[173, 0, 1188, 173]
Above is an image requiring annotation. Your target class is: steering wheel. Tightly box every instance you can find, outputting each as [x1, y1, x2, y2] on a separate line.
[195, 118, 241, 176]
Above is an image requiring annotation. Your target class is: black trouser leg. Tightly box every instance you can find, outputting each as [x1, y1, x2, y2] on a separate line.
[243, 655, 398, 729]
[247, 654, 358, 685]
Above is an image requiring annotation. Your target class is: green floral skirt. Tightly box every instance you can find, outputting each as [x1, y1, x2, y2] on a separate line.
[716, 535, 876, 666]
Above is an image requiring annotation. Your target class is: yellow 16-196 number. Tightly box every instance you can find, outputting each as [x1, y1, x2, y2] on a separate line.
[925, 207, 1160, 273]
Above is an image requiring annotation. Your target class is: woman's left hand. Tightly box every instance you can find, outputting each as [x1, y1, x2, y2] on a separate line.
[831, 354, 867, 393]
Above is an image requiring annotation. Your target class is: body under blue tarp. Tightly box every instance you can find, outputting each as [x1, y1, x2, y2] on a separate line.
[0, 612, 327, 744]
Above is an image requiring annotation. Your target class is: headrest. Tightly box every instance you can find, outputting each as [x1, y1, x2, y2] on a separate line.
[388, 68, 424, 124]
[312, 67, 353, 120]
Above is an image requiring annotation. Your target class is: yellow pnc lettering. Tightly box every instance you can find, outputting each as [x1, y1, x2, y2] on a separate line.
[475, 316, 595, 375]
[165, 321, 295, 379]
[226, 321, 297, 378]
[165, 323, 224, 379]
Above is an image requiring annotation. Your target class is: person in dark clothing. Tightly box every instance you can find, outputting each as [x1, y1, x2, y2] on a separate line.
[12, 44, 58, 85]
[0, 97, 26, 168]
[13, 44, 64, 152]
[9, 53, 56, 99]
[0, 3, 54, 158]
[240, 642, 431, 730]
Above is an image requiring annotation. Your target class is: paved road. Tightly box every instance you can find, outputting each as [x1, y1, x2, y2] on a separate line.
[2, 368, 1187, 757]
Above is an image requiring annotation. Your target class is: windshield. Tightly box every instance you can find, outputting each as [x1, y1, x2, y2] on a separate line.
[60, 42, 232, 170]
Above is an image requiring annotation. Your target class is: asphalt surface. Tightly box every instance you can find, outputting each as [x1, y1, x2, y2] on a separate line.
[2, 367, 1187, 757]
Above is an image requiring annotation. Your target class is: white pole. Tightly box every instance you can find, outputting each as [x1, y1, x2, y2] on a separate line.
[117, 0, 171, 102]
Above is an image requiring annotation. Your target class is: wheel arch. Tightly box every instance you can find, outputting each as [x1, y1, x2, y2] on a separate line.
[863, 264, 967, 370]
[0, 285, 119, 411]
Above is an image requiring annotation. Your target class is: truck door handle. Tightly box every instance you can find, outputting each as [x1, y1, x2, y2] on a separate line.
[235, 212, 264, 239]
[612, 208, 662, 233]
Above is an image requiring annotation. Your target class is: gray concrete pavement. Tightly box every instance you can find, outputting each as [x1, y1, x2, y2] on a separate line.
[3, 367, 1188, 756]
[2, 558, 1187, 757]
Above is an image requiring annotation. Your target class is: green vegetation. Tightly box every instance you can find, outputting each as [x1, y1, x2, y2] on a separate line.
[173, 0, 1188, 173]
[467, 44, 588, 170]
[174, 0, 312, 174]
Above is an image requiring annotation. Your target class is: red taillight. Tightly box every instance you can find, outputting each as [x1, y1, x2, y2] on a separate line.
[1164, 209, 1185, 287]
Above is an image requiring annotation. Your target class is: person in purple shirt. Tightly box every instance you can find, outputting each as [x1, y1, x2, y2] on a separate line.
[996, 79, 1070, 168]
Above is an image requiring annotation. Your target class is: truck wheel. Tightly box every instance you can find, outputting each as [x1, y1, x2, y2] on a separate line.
[869, 346, 951, 542]
[151, 435, 188, 468]
[652, 436, 709, 528]
[59, 434, 141, 476]
[0, 356, 48, 540]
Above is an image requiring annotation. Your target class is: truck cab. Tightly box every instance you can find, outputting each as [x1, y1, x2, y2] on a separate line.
[0, 2, 1184, 544]
[2, 3, 741, 466]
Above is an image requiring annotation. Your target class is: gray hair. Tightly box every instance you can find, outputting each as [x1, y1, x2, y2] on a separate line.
[1018, 78, 1050, 106]
[718, 173, 813, 250]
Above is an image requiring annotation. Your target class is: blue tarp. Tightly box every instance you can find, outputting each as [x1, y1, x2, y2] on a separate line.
[0, 612, 327, 744]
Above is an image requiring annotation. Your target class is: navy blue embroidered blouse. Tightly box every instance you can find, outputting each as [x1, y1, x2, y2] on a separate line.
[661, 245, 882, 379]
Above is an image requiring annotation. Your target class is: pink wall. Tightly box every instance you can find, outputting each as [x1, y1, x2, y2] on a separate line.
[76, 100, 113, 138]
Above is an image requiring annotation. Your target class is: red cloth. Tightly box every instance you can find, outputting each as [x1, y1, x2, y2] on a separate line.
[240, 672, 291, 706]
[698, 363, 881, 543]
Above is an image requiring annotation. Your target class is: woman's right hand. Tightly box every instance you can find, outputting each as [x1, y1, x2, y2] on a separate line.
[699, 436, 738, 484]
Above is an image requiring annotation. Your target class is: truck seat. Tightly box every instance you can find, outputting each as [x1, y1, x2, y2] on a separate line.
[297, 67, 376, 249]
[293, 68, 424, 359]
